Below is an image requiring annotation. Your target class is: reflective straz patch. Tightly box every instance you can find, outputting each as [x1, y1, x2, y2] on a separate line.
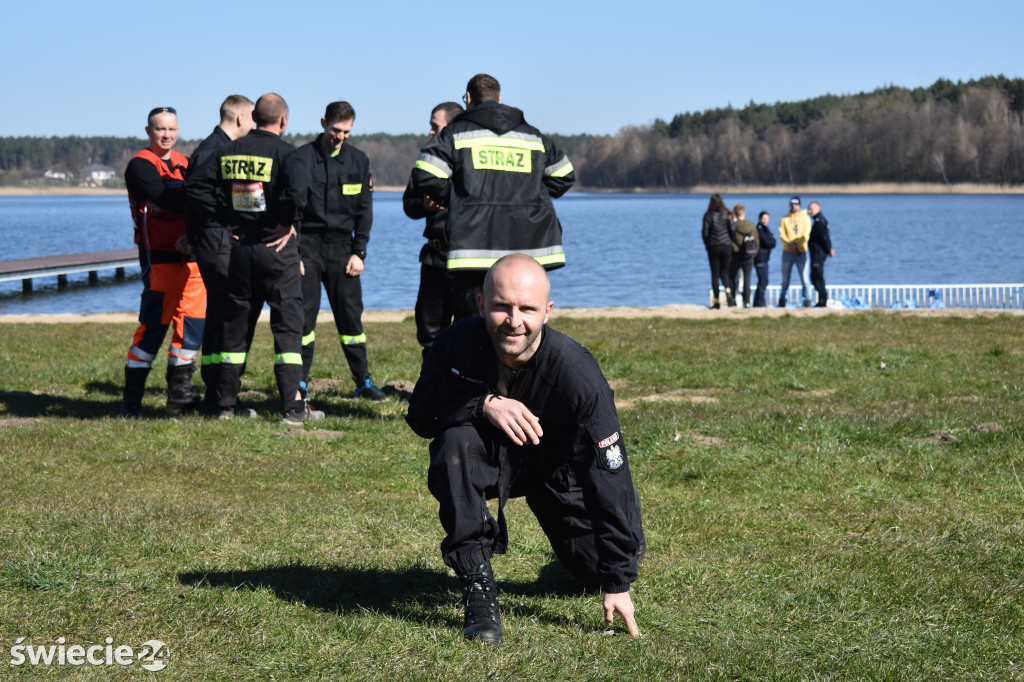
[471, 146, 532, 173]
[221, 155, 273, 182]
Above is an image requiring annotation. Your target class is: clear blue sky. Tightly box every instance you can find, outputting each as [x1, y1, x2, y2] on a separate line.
[4, 0, 1021, 139]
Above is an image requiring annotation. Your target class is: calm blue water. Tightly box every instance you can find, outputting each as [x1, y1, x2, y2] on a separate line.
[1, 193, 1022, 314]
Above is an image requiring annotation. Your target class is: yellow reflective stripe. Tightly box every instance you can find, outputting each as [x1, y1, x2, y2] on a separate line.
[454, 137, 545, 152]
[342, 183, 362, 195]
[220, 155, 273, 182]
[446, 253, 566, 270]
[275, 352, 302, 365]
[340, 333, 366, 345]
[204, 352, 247, 365]
[547, 158, 574, 178]
[302, 331, 315, 346]
[534, 252, 566, 267]
[413, 159, 449, 179]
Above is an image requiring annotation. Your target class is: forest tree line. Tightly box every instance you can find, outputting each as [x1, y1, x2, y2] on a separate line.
[2, 75, 1022, 189]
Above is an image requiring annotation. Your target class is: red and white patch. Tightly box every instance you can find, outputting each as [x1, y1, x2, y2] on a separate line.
[597, 432, 620, 449]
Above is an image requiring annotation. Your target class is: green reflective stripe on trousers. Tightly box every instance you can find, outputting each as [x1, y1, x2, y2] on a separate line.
[302, 331, 315, 346]
[275, 352, 303, 365]
[340, 333, 367, 345]
[413, 159, 449, 179]
[204, 352, 247, 365]
[453, 137, 545, 152]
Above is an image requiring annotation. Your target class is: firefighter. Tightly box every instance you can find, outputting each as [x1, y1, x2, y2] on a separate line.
[121, 106, 206, 417]
[186, 94, 257, 413]
[290, 102, 385, 403]
[406, 255, 644, 645]
[186, 93, 320, 424]
[403, 101, 463, 361]
[409, 74, 575, 321]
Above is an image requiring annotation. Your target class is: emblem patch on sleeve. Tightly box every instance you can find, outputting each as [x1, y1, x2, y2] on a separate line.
[598, 432, 620, 449]
[605, 444, 624, 470]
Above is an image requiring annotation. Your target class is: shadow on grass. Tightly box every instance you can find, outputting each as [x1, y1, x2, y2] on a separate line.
[178, 558, 596, 630]
[0, 389, 115, 419]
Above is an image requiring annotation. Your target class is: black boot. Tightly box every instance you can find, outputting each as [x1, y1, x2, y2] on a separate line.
[459, 562, 503, 645]
[121, 366, 150, 418]
[166, 364, 201, 415]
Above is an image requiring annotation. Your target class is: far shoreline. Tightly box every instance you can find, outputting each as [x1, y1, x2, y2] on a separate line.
[3, 182, 1024, 197]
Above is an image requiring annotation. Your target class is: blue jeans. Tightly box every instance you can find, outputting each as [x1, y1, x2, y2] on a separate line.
[779, 251, 811, 305]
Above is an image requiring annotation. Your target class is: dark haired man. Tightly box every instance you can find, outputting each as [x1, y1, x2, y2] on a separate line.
[121, 106, 206, 417]
[410, 74, 575, 320]
[753, 210, 776, 307]
[186, 93, 317, 423]
[403, 101, 464, 360]
[186, 94, 256, 412]
[289, 101, 385, 403]
[406, 254, 644, 645]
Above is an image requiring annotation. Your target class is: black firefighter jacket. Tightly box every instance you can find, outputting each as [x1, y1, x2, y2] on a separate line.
[409, 101, 575, 272]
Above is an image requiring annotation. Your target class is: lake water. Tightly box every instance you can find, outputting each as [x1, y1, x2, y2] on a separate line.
[1, 192, 1022, 314]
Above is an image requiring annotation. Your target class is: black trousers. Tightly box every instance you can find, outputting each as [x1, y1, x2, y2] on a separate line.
[753, 259, 770, 307]
[450, 271, 487, 322]
[300, 233, 368, 384]
[427, 425, 644, 588]
[810, 252, 828, 305]
[195, 227, 259, 405]
[415, 263, 453, 358]
[706, 245, 733, 300]
[216, 239, 304, 415]
[728, 253, 754, 306]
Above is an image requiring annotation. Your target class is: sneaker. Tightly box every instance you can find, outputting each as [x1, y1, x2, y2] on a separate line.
[218, 406, 257, 420]
[354, 376, 386, 402]
[281, 404, 325, 425]
[460, 563, 503, 645]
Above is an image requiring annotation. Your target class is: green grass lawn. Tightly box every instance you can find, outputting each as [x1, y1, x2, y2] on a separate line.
[0, 312, 1022, 680]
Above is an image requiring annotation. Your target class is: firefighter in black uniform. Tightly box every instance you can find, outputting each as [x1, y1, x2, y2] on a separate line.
[410, 74, 575, 321]
[403, 101, 463, 360]
[186, 94, 256, 412]
[406, 254, 644, 645]
[290, 102, 385, 402]
[186, 93, 317, 423]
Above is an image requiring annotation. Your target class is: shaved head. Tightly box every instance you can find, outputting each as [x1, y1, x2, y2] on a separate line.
[479, 255, 553, 368]
[253, 93, 289, 128]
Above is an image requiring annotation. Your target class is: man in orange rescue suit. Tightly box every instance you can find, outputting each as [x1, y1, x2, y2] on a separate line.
[409, 74, 575, 321]
[186, 93, 317, 424]
[121, 106, 206, 417]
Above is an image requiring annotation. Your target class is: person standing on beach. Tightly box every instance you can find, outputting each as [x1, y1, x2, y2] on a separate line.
[701, 194, 736, 308]
[121, 106, 206, 418]
[289, 101, 386, 403]
[409, 73, 575, 320]
[185, 95, 255, 413]
[807, 201, 834, 307]
[753, 210, 776, 307]
[406, 254, 644, 645]
[777, 196, 812, 307]
[403, 101, 463, 360]
[186, 93, 317, 424]
[728, 204, 758, 308]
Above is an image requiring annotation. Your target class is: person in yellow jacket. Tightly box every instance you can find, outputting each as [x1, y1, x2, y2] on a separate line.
[777, 196, 813, 307]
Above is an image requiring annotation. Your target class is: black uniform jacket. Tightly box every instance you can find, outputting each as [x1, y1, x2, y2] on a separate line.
[402, 176, 448, 269]
[287, 135, 373, 259]
[809, 213, 833, 256]
[406, 316, 640, 593]
[184, 126, 231, 241]
[185, 129, 303, 244]
[409, 101, 575, 272]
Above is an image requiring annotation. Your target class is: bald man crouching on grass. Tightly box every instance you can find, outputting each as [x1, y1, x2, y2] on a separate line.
[406, 254, 645, 645]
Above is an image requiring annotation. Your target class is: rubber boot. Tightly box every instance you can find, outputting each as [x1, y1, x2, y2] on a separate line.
[459, 562, 503, 645]
[166, 364, 201, 415]
[121, 366, 150, 418]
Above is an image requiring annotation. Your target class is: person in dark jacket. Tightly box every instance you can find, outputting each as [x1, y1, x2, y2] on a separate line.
[403, 101, 463, 360]
[701, 193, 736, 308]
[753, 210, 776, 307]
[185, 93, 317, 424]
[406, 254, 644, 645]
[410, 74, 575, 320]
[807, 201, 834, 307]
[289, 102, 385, 402]
[185, 94, 255, 413]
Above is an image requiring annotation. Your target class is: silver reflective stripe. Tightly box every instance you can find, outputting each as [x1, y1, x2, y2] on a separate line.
[170, 347, 199, 359]
[126, 359, 152, 368]
[452, 130, 544, 145]
[545, 155, 573, 177]
[415, 153, 452, 177]
[167, 356, 193, 366]
[129, 345, 155, 362]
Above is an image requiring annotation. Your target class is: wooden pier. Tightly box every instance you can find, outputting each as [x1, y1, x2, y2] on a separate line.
[0, 249, 139, 292]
